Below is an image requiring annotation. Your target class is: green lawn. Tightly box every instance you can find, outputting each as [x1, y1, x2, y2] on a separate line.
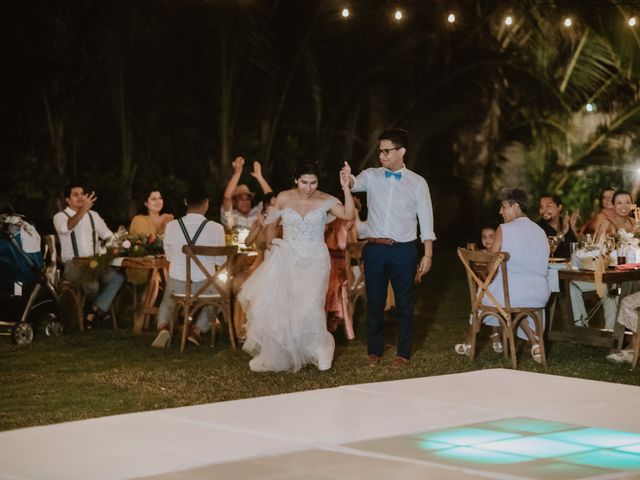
[1, 246, 638, 432]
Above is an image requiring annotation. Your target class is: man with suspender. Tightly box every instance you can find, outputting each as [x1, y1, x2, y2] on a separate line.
[152, 185, 226, 348]
[53, 183, 125, 329]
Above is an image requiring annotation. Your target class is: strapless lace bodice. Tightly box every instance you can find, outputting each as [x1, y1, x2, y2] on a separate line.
[281, 208, 328, 244]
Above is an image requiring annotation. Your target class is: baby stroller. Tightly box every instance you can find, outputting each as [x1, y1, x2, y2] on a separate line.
[0, 214, 63, 345]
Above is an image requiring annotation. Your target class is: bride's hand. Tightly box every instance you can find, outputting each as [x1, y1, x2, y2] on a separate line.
[340, 162, 351, 190]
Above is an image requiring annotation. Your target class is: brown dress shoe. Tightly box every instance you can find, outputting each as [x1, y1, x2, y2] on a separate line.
[367, 354, 381, 367]
[392, 356, 410, 367]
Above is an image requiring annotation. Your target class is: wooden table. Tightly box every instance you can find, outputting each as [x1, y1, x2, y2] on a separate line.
[117, 256, 170, 334]
[549, 267, 640, 348]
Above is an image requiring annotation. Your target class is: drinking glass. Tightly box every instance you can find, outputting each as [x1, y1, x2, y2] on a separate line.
[569, 242, 579, 256]
[548, 236, 559, 258]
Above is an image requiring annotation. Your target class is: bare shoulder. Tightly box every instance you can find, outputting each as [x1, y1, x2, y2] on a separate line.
[276, 189, 296, 208]
[315, 191, 340, 206]
[314, 191, 333, 201]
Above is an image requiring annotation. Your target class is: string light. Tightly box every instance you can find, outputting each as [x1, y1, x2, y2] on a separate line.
[585, 103, 595, 112]
[629, 17, 637, 27]
[394, 9, 403, 21]
[447, 13, 456, 24]
[504, 15, 513, 26]
[563, 17, 573, 28]
[341, 8, 350, 18]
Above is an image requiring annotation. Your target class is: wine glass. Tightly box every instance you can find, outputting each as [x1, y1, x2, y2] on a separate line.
[548, 236, 559, 258]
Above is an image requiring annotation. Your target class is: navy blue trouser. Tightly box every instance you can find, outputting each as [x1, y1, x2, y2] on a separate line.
[363, 241, 417, 359]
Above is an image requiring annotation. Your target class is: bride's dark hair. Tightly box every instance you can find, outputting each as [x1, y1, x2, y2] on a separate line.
[294, 162, 319, 180]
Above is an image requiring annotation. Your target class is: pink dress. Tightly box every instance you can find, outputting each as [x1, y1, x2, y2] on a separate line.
[325, 220, 355, 340]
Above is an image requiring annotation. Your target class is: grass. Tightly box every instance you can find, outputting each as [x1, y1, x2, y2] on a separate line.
[1, 246, 638, 431]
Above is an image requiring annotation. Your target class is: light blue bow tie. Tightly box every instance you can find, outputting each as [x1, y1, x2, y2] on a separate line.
[384, 170, 402, 180]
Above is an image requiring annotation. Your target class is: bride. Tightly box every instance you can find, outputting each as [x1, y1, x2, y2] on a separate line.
[239, 161, 355, 372]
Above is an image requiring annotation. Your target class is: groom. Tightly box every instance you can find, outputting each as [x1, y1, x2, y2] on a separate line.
[343, 129, 435, 367]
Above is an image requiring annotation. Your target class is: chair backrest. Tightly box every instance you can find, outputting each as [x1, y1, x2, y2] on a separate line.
[346, 241, 366, 293]
[182, 245, 238, 301]
[457, 247, 511, 319]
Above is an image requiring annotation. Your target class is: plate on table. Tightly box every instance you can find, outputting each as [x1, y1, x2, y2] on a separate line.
[549, 258, 568, 263]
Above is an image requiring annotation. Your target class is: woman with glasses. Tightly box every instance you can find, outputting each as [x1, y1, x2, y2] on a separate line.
[455, 187, 550, 363]
[239, 162, 355, 372]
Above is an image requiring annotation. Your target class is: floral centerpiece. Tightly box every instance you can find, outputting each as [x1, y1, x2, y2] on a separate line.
[81, 227, 164, 282]
[107, 226, 164, 258]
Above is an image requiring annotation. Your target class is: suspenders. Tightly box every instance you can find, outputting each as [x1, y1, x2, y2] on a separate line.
[63, 210, 96, 257]
[177, 218, 209, 245]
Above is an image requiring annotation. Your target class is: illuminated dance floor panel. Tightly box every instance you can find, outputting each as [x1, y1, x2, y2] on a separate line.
[345, 417, 640, 479]
[2, 369, 640, 479]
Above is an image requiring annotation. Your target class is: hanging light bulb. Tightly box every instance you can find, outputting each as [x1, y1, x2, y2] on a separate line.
[447, 13, 456, 24]
[394, 9, 403, 21]
[504, 15, 513, 26]
[341, 8, 350, 18]
[563, 17, 573, 28]
[629, 17, 637, 27]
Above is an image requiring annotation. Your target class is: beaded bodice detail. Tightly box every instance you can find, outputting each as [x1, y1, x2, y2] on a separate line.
[281, 208, 328, 244]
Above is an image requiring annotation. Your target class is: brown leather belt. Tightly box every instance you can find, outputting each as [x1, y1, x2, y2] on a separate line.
[367, 237, 396, 245]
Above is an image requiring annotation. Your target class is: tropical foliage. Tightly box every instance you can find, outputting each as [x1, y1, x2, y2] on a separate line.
[4, 1, 640, 240]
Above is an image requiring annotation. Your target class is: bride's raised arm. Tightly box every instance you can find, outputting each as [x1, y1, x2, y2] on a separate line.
[330, 162, 356, 221]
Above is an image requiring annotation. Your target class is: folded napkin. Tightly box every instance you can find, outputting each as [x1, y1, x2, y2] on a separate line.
[614, 263, 640, 271]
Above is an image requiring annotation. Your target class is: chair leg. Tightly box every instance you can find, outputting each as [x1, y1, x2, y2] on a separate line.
[180, 305, 191, 353]
[507, 328, 518, 369]
[167, 303, 179, 349]
[110, 303, 118, 330]
[535, 311, 547, 368]
[225, 304, 236, 350]
[501, 330, 509, 359]
[75, 291, 85, 332]
[632, 332, 639, 369]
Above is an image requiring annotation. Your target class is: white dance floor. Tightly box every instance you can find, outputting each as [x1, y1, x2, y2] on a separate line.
[1, 369, 640, 480]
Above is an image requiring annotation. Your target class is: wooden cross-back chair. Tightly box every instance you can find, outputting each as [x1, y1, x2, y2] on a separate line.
[50, 234, 118, 331]
[171, 244, 238, 352]
[457, 247, 547, 369]
[346, 241, 367, 324]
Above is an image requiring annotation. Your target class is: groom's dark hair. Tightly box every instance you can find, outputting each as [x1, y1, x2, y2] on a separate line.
[378, 129, 408, 150]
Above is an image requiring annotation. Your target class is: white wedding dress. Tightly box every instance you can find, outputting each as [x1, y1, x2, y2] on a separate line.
[238, 200, 337, 372]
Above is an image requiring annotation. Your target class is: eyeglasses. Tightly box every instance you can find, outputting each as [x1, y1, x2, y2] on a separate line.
[376, 147, 401, 157]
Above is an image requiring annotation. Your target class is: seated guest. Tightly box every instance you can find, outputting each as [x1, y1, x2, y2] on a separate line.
[537, 194, 579, 258]
[152, 185, 226, 348]
[455, 187, 550, 363]
[243, 193, 278, 260]
[479, 225, 497, 251]
[606, 292, 639, 364]
[570, 190, 635, 329]
[584, 189, 634, 238]
[325, 217, 357, 340]
[129, 189, 174, 237]
[53, 183, 125, 330]
[231, 193, 279, 342]
[220, 156, 273, 230]
[581, 188, 615, 235]
[128, 189, 174, 319]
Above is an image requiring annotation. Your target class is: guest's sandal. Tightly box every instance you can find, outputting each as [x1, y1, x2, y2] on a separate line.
[531, 343, 542, 364]
[454, 343, 472, 356]
[490, 333, 503, 353]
